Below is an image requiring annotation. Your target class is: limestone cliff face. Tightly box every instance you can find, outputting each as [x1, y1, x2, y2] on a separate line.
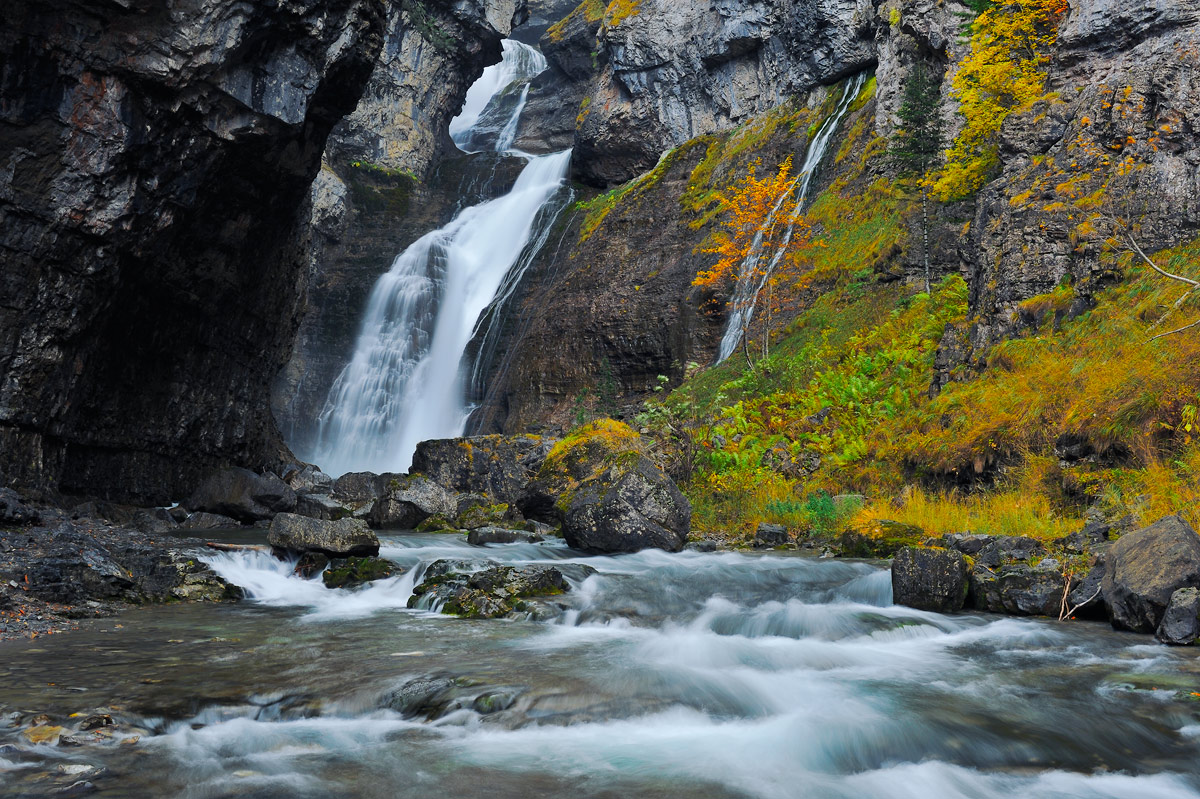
[521, 0, 878, 185]
[955, 0, 1200, 358]
[0, 0, 388, 503]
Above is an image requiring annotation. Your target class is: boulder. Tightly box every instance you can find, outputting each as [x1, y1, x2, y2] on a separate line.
[938, 533, 995, 555]
[295, 493, 352, 521]
[331, 471, 382, 506]
[974, 536, 1046, 568]
[321, 556, 398, 589]
[564, 455, 690, 553]
[188, 468, 297, 522]
[969, 560, 1066, 616]
[1102, 515, 1200, 633]
[892, 547, 970, 613]
[409, 560, 574, 618]
[753, 523, 790, 548]
[131, 508, 178, 534]
[267, 513, 379, 558]
[370, 476, 456, 529]
[411, 435, 552, 505]
[180, 511, 241, 530]
[283, 465, 333, 495]
[467, 527, 544, 546]
[0, 488, 39, 525]
[456, 500, 522, 530]
[1156, 587, 1200, 645]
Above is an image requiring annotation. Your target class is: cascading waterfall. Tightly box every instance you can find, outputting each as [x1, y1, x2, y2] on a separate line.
[717, 73, 868, 363]
[309, 40, 570, 477]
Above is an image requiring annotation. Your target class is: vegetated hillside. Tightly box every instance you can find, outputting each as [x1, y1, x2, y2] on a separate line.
[525, 0, 1200, 546]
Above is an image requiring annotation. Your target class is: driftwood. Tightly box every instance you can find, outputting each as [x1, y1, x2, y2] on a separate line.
[205, 542, 270, 553]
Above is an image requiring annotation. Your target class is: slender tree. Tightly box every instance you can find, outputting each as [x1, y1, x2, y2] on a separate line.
[889, 63, 945, 292]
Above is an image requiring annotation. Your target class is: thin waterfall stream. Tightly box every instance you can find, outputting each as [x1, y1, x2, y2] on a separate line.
[717, 74, 868, 363]
[308, 41, 571, 477]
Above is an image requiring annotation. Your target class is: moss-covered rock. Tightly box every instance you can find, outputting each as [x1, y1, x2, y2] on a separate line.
[408, 560, 580, 619]
[322, 556, 398, 589]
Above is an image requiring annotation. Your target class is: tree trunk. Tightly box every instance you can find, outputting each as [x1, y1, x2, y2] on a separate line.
[921, 187, 931, 294]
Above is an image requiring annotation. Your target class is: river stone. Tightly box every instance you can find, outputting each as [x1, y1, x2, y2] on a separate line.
[1102, 515, 1200, 633]
[467, 527, 543, 546]
[294, 493, 352, 521]
[283, 465, 333, 495]
[131, 508, 178, 534]
[974, 536, 1046, 568]
[179, 511, 241, 530]
[1156, 587, 1200, 645]
[563, 455, 690, 553]
[267, 513, 379, 558]
[892, 547, 970, 613]
[321, 556, 397, 589]
[754, 523, 790, 548]
[970, 561, 1065, 616]
[410, 435, 552, 505]
[370, 475, 456, 529]
[409, 561, 571, 619]
[381, 675, 459, 719]
[188, 468, 297, 522]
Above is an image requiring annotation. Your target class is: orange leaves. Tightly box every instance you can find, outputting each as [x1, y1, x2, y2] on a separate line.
[693, 157, 808, 289]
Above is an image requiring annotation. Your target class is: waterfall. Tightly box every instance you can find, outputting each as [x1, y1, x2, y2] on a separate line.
[309, 41, 571, 477]
[716, 73, 868, 363]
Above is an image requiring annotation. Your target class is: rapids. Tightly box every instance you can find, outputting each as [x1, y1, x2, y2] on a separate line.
[2, 535, 1200, 798]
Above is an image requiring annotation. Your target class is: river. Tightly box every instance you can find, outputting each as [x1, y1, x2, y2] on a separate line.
[2, 534, 1200, 798]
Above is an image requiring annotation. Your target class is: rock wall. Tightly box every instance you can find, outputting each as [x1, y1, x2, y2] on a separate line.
[521, 0, 878, 185]
[0, 0, 387, 504]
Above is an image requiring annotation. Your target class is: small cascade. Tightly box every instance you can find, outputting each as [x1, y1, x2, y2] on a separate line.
[309, 41, 570, 477]
[717, 72, 868, 363]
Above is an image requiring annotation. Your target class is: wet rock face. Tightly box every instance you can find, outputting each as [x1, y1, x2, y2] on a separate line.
[410, 435, 553, 504]
[549, 0, 876, 186]
[0, 0, 387, 504]
[563, 455, 691, 554]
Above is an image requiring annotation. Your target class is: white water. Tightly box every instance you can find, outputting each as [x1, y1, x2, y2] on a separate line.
[309, 41, 570, 476]
[718, 72, 869, 363]
[176, 536, 1200, 799]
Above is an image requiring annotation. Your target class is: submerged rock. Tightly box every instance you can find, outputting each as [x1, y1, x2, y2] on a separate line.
[1102, 516, 1200, 633]
[267, 513, 379, 558]
[188, 468, 297, 522]
[892, 547, 970, 613]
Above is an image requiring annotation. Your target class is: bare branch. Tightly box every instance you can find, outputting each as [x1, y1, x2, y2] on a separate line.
[1059, 584, 1102, 621]
[1149, 315, 1200, 342]
[1127, 234, 1199, 287]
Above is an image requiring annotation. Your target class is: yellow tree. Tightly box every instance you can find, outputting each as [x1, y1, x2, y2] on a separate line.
[934, 0, 1069, 200]
[695, 157, 811, 363]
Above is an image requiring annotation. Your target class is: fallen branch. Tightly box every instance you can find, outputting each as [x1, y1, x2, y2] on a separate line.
[1059, 584, 1102, 621]
[205, 542, 269, 553]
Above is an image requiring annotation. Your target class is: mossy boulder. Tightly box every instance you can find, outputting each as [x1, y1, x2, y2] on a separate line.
[322, 556, 398, 589]
[840, 520, 925, 557]
[408, 560, 575, 619]
[456, 501, 519, 530]
[523, 420, 690, 553]
[411, 435, 552, 505]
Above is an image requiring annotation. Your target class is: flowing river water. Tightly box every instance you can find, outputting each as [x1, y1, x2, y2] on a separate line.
[3, 535, 1200, 798]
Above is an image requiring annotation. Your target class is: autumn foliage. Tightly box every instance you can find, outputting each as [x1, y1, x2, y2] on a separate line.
[934, 0, 1069, 200]
[694, 157, 813, 352]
